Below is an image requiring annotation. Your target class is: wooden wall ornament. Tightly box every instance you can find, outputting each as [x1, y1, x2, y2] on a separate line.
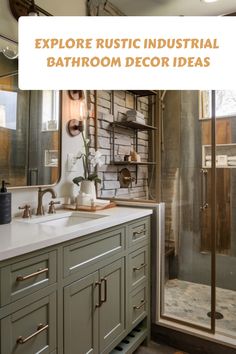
[9, 0, 51, 20]
[9, 0, 28, 19]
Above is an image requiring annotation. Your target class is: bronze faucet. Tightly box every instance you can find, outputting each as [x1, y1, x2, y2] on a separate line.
[18, 205, 31, 218]
[36, 187, 56, 215]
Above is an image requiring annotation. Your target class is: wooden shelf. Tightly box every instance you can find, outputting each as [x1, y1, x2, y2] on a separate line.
[111, 161, 156, 166]
[110, 91, 158, 186]
[127, 90, 157, 97]
[111, 121, 156, 131]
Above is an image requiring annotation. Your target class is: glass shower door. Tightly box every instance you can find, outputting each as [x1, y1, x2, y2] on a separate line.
[160, 90, 215, 332]
[214, 90, 236, 337]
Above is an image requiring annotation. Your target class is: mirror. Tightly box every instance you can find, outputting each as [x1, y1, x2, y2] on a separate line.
[0, 35, 61, 187]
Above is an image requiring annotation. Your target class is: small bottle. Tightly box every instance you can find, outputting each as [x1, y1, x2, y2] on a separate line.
[0, 180, 11, 225]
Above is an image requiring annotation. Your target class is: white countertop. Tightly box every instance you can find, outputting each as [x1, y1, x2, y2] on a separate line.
[0, 207, 152, 262]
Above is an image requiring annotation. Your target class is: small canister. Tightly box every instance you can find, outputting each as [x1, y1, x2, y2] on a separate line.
[0, 181, 11, 224]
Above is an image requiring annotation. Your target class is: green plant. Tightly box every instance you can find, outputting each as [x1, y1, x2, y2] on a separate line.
[72, 131, 103, 186]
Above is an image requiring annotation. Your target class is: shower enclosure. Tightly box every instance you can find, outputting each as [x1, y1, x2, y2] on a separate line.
[159, 90, 236, 339]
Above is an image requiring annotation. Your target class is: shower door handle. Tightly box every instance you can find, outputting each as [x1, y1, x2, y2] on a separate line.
[200, 169, 208, 211]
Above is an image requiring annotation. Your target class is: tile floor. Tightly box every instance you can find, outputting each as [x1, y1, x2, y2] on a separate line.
[164, 279, 236, 335]
[135, 341, 187, 354]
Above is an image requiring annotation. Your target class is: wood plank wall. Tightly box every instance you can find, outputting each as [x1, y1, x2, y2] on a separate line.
[201, 119, 231, 254]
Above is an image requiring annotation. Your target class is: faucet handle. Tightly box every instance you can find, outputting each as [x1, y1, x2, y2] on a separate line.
[18, 205, 31, 219]
[48, 200, 61, 214]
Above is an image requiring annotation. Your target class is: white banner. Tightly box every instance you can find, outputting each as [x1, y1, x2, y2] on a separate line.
[18, 16, 236, 90]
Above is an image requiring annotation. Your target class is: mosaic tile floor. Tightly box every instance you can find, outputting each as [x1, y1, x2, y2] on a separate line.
[164, 279, 236, 335]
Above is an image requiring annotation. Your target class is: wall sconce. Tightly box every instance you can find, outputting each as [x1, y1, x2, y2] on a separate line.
[67, 90, 87, 137]
[9, 0, 51, 20]
[67, 119, 84, 137]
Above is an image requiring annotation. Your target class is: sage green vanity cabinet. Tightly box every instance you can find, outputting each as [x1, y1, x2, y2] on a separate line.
[128, 246, 148, 292]
[130, 283, 148, 328]
[0, 215, 150, 354]
[1, 292, 57, 354]
[99, 258, 125, 353]
[127, 217, 149, 249]
[126, 218, 150, 341]
[0, 251, 57, 306]
[64, 271, 99, 354]
[63, 227, 125, 279]
[64, 258, 125, 354]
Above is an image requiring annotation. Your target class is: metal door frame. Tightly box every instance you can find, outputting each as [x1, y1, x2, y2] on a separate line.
[159, 90, 216, 334]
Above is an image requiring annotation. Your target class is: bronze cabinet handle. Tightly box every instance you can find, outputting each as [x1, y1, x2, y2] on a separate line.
[16, 267, 48, 282]
[133, 229, 145, 237]
[95, 281, 102, 308]
[133, 299, 146, 310]
[101, 278, 107, 303]
[16, 323, 48, 344]
[133, 263, 146, 271]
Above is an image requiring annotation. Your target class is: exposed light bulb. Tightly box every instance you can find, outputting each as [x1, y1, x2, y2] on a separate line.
[28, 11, 39, 16]
[0, 46, 18, 59]
[79, 99, 87, 121]
[28, 0, 39, 16]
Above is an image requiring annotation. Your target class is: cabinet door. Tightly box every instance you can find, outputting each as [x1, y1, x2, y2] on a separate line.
[128, 247, 148, 292]
[64, 271, 99, 354]
[99, 258, 125, 353]
[1, 292, 56, 354]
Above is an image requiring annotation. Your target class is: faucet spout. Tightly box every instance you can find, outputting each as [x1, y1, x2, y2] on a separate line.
[36, 187, 57, 216]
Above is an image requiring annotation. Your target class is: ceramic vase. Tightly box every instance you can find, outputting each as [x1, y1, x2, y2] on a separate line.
[77, 180, 96, 206]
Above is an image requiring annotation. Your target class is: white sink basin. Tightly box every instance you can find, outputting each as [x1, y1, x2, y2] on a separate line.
[16, 211, 107, 228]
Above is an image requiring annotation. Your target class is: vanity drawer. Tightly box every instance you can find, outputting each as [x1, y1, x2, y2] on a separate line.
[0, 251, 57, 306]
[129, 247, 148, 291]
[63, 227, 125, 278]
[1, 292, 56, 354]
[127, 217, 150, 248]
[130, 284, 148, 327]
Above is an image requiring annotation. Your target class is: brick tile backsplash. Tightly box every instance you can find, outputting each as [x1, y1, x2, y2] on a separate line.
[88, 91, 152, 200]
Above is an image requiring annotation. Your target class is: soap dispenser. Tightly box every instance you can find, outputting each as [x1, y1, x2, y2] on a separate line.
[0, 180, 11, 224]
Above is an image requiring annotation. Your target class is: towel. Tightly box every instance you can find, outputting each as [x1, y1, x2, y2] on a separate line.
[228, 156, 236, 161]
[126, 109, 144, 120]
[126, 116, 145, 124]
[217, 155, 228, 166]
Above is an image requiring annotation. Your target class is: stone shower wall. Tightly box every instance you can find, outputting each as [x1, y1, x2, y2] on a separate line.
[88, 90, 153, 200]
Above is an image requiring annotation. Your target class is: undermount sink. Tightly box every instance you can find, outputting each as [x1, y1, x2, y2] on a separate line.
[16, 211, 107, 227]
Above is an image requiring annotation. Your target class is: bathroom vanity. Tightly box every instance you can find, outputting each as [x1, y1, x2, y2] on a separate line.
[0, 207, 152, 354]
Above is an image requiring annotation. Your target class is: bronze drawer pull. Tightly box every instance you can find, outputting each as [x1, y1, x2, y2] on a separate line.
[133, 263, 146, 271]
[133, 229, 145, 237]
[95, 281, 102, 308]
[16, 323, 48, 344]
[16, 267, 48, 282]
[101, 278, 107, 303]
[133, 299, 145, 310]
